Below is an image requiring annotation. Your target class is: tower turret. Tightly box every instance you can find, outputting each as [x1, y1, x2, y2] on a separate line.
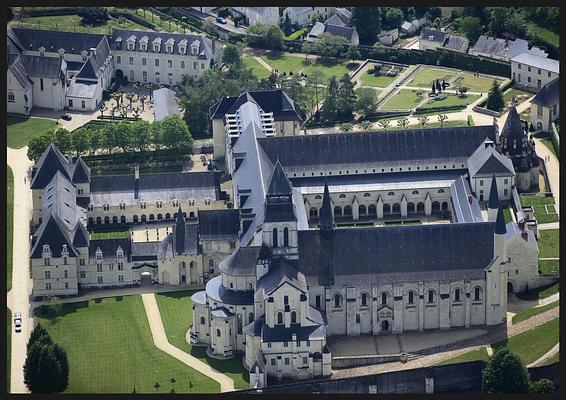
[487, 174, 500, 222]
[319, 178, 334, 235]
[175, 206, 185, 255]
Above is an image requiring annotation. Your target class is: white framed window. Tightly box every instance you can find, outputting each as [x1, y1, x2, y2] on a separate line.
[142, 71, 148, 82]
[129, 56, 134, 65]
[81, 100, 86, 109]
[8, 92, 15, 102]
[116, 55, 121, 64]
[168, 72, 173, 84]
[44, 271, 51, 279]
[97, 276, 103, 284]
[96, 263, 102, 272]
[155, 59, 160, 67]
[79, 259, 85, 266]
[142, 57, 147, 66]
[118, 275, 124, 282]
[168, 59, 172, 68]
[181, 61, 185, 69]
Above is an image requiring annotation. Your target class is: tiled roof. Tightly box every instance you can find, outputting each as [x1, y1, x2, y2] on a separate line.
[467, 142, 515, 178]
[256, 257, 307, 295]
[30, 213, 77, 259]
[450, 176, 483, 223]
[15, 54, 65, 79]
[324, 24, 356, 41]
[89, 238, 131, 262]
[42, 171, 79, 232]
[205, 276, 254, 305]
[71, 157, 91, 184]
[218, 246, 261, 277]
[324, 14, 346, 27]
[420, 27, 446, 43]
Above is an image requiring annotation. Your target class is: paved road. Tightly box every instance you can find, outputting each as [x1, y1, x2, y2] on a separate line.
[140, 293, 235, 392]
[7, 146, 34, 394]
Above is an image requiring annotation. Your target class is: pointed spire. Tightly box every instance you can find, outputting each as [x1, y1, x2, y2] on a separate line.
[175, 206, 185, 255]
[319, 178, 333, 232]
[495, 203, 506, 235]
[267, 160, 292, 197]
[488, 175, 500, 209]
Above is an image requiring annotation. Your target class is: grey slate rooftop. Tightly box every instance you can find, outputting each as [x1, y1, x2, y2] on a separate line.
[420, 28, 446, 43]
[467, 142, 515, 178]
[9, 27, 106, 55]
[198, 209, 240, 238]
[531, 78, 559, 107]
[219, 246, 261, 277]
[30, 213, 78, 259]
[31, 143, 73, 190]
[206, 276, 254, 305]
[511, 53, 559, 73]
[450, 176, 483, 223]
[89, 238, 131, 262]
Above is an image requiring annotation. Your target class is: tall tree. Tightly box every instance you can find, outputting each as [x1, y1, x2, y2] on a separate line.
[486, 80, 504, 112]
[383, 8, 404, 30]
[131, 120, 151, 152]
[336, 73, 356, 119]
[158, 116, 193, 154]
[71, 128, 91, 157]
[113, 121, 133, 153]
[459, 16, 483, 43]
[352, 7, 382, 44]
[346, 45, 361, 65]
[52, 128, 71, 154]
[321, 76, 339, 122]
[482, 348, 530, 393]
[221, 43, 242, 71]
[355, 88, 378, 118]
[27, 132, 54, 163]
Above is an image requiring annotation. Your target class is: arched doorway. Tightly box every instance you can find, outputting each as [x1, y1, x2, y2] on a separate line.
[141, 272, 152, 287]
[392, 203, 401, 214]
[381, 320, 389, 332]
[115, 69, 124, 80]
[417, 202, 425, 213]
[162, 270, 170, 285]
[407, 203, 415, 213]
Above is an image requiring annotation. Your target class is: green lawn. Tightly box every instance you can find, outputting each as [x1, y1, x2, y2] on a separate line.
[243, 56, 271, 80]
[512, 300, 559, 324]
[361, 72, 397, 88]
[503, 88, 532, 105]
[155, 291, 250, 390]
[36, 296, 220, 393]
[454, 74, 503, 93]
[435, 347, 490, 366]
[503, 207, 513, 224]
[537, 229, 559, 259]
[7, 115, 57, 149]
[90, 226, 130, 240]
[527, 23, 560, 48]
[539, 260, 559, 275]
[539, 138, 559, 159]
[17, 13, 150, 35]
[407, 68, 458, 88]
[260, 52, 305, 75]
[520, 195, 559, 224]
[516, 282, 559, 301]
[420, 94, 480, 110]
[380, 89, 423, 110]
[492, 317, 559, 365]
[7, 308, 11, 391]
[7, 166, 13, 292]
[382, 120, 468, 131]
[303, 58, 355, 85]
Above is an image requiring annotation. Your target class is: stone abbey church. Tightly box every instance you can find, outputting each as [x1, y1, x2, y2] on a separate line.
[29, 88, 550, 388]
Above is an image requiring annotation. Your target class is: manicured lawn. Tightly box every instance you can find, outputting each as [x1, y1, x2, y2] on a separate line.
[520, 195, 559, 224]
[155, 291, 250, 390]
[243, 56, 271, 80]
[435, 347, 490, 366]
[380, 89, 423, 110]
[512, 300, 559, 324]
[383, 120, 468, 131]
[361, 72, 397, 88]
[7, 166, 13, 292]
[503, 207, 513, 224]
[90, 226, 130, 240]
[36, 296, 220, 393]
[407, 68, 457, 88]
[516, 282, 559, 301]
[420, 94, 480, 110]
[7, 308, 11, 391]
[537, 229, 559, 259]
[303, 58, 354, 85]
[7, 115, 57, 149]
[454, 74, 503, 93]
[503, 88, 532, 105]
[539, 260, 559, 275]
[17, 13, 150, 35]
[260, 52, 305, 75]
[527, 23, 559, 48]
[492, 317, 559, 365]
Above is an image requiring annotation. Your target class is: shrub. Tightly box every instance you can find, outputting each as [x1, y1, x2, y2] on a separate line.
[434, 93, 447, 101]
[530, 379, 555, 394]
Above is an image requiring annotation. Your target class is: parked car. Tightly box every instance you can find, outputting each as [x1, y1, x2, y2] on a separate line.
[216, 17, 227, 24]
[60, 114, 72, 121]
[14, 312, 22, 333]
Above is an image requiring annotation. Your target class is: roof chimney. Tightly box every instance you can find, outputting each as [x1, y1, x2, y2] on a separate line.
[90, 47, 96, 56]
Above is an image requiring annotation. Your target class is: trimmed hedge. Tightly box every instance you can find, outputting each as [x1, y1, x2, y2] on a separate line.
[109, 10, 156, 30]
[414, 105, 466, 114]
[359, 111, 411, 122]
[22, 7, 78, 17]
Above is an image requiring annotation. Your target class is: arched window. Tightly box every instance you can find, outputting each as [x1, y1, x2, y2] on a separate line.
[428, 290, 434, 303]
[408, 291, 414, 304]
[388, 191, 395, 196]
[315, 295, 321, 308]
[315, 195, 322, 200]
[412, 190, 419, 195]
[310, 207, 318, 219]
[283, 227, 289, 247]
[165, 213, 171, 219]
[359, 205, 366, 216]
[230, 283, 233, 289]
[200, 317, 205, 324]
[104, 216, 110, 224]
[141, 214, 147, 222]
[474, 287, 481, 301]
[417, 202, 425, 212]
[334, 294, 342, 308]
[157, 213, 162, 220]
[112, 216, 118, 224]
[363, 193, 371, 197]
[339, 194, 346, 198]
[149, 214, 155, 221]
[383, 204, 391, 214]
[249, 282, 253, 290]
[343, 205, 352, 216]
[432, 201, 440, 211]
[284, 295, 289, 305]
[272, 228, 278, 247]
[277, 312, 283, 324]
[442, 202, 449, 211]
[438, 189, 445, 193]
[120, 215, 126, 223]
[291, 311, 297, 323]
[392, 203, 401, 214]
[381, 292, 387, 305]
[368, 204, 377, 216]
[237, 314, 243, 334]
[407, 203, 415, 213]
[249, 313, 254, 323]
[88, 217, 94, 225]
[216, 329, 221, 337]
[454, 288, 461, 302]
[334, 206, 342, 217]
[361, 292, 367, 306]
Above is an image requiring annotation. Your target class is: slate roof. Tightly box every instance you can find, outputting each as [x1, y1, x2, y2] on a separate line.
[42, 171, 79, 232]
[262, 322, 326, 342]
[443, 35, 469, 52]
[257, 126, 496, 168]
[297, 223, 495, 280]
[90, 171, 219, 205]
[324, 24, 356, 41]
[71, 157, 91, 184]
[30, 143, 72, 190]
[470, 36, 529, 59]
[66, 81, 98, 99]
[267, 161, 293, 196]
[495, 205, 506, 235]
[505, 222, 538, 252]
[89, 238, 131, 262]
[15, 54, 65, 79]
[72, 221, 90, 248]
[488, 175, 500, 210]
[324, 14, 346, 27]
[219, 246, 261, 277]
[264, 161, 297, 223]
[531, 78, 559, 107]
[131, 241, 160, 261]
[206, 276, 254, 305]
[288, 6, 313, 15]
[308, 22, 326, 37]
[511, 53, 559, 73]
[153, 87, 181, 121]
[450, 176, 483, 223]
[211, 307, 233, 318]
[420, 28, 446, 43]
[8, 55, 32, 90]
[401, 21, 413, 31]
[256, 257, 308, 295]
[334, 7, 352, 23]
[467, 142, 515, 178]
[198, 209, 240, 238]
[210, 90, 303, 122]
[9, 28, 106, 55]
[30, 213, 77, 259]
[191, 290, 207, 306]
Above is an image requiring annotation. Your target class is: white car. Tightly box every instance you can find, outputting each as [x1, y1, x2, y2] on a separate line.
[14, 312, 22, 333]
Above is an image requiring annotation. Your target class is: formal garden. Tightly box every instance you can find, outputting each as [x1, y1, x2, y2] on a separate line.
[35, 296, 220, 393]
[155, 291, 250, 390]
[519, 195, 558, 224]
[536, 229, 559, 259]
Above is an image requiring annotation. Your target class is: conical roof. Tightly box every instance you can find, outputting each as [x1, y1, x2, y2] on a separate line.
[175, 206, 185, 255]
[488, 174, 500, 209]
[72, 156, 91, 184]
[502, 106, 524, 140]
[266, 160, 292, 196]
[495, 204, 506, 235]
[319, 179, 333, 231]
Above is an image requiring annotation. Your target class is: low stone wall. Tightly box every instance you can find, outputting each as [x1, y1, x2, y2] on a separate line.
[332, 354, 401, 369]
[472, 105, 501, 117]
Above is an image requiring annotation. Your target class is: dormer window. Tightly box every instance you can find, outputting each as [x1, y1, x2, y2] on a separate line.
[62, 244, 68, 255]
[139, 36, 149, 52]
[152, 37, 162, 53]
[165, 38, 174, 54]
[103, 204, 110, 211]
[39, 46, 45, 56]
[95, 248, 103, 260]
[127, 35, 136, 51]
[172, 200, 179, 207]
[119, 203, 126, 211]
[43, 244, 51, 255]
[58, 48, 65, 58]
[156, 201, 163, 208]
[81, 50, 88, 62]
[189, 199, 196, 206]
[140, 202, 147, 209]
[116, 247, 124, 259]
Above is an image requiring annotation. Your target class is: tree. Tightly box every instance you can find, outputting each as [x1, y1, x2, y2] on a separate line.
[77, 7, 108, 26]
[221, 43, 242, 71]
[7, 7, 14, 21]
[431, 81, 436, 94]
[306, 70, 325, 113]
[360, 120, 374, 130]
[352, 7, 382, 44]
[397, 117, 409, 128]
[486, 80, 504, 112]
[487, 7, 509, 37]
[355, 88, 378, 118]
[126, 93, 135, 109]
[46, 296, 63, 317]
[246, 23, 283, 50]
[336, 73, 356, 120]
[317, 33, 347, 58]
[530, 379, 555, 393]
[346, 46, 361, 65]
[459, 16, 483, 43]
[24, 333, 68, 393]
[100, 125, 116, 154]
[320, 76, 339, 122]
[158, 116, 193, 154]
[154, 382, 161, 392]
[132, 107, 140, 121]
[202, 17, 216, 35]
[377, 119, 391, 130]
[435, 79, 442, 93]
[133, 82, 142, 100]
[27, 132, 54, 162]
[130, 120, 151, 152]
[88, 128, 102, 155]
[71, 127, 91, 156]
[283, 13, 292, 35]
[110, 92, 121, 110]
[52, 343, 69, 393]
[437, 113, 448, 127]
[383, 8, 404, 30]
[139, 95, 146, 111]
[339, 123, 353, 132]
[457, 86, 468, 97]
[113, 121, 133, 153]
[27, 324, 51, 352]
[482, 348, 530, 393]
[52, 128, 71, 154]
[98, 103, 107, 118]
[417, 115, 429, 127]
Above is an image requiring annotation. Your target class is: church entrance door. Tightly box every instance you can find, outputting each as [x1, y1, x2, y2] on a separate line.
[381, 320, 389, 333]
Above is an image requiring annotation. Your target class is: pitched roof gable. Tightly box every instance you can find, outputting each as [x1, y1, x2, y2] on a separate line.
[31, 143, 72, 189]
[30, 213, 77, 259]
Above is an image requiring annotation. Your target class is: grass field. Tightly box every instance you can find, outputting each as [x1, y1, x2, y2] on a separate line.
[492, 317, 559, 365]
[516, 282, 559, 301]
[155, 291, 250, 390]
[243, 56, 271, 80]
[380, 89, 423, 110]
[260, 53, 305, 75]
[303, 58, 354, 84]
[420, 94, 480, 110]
[503, 207, 513, 224]
[36, 296, 220, 393]
[7, 115, 57, 149]
[454, 74, 502, 93]
[16, 14, 149, 35]
[7, 308, 11, 391]
[537, 229, 559, 259]
[539, 260, 559, 275]
[503, 88, 532, 105]
[527, 24, 560, 48]
[407, 68, 457, 88]
[90, 226, 130, 240]
[361, 72, 397, 88]
[435, 347, 490, 366]
[382, 120, 468, 131]
[7, 166, 13, 292]
[512, 300, 559, 325]
[519, 195, 559, 224]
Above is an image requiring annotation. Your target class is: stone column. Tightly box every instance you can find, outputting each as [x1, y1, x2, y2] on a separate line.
[425, 193, 432, 216]
[401, 194, 408, 218]
[465, 281, 471, 328]
[393, 284, 404, 333]
[377, 196, 384, 219]
[439, 281, 450, 329]
[352, 196, 359, 221]
[418, 281, 424, 332]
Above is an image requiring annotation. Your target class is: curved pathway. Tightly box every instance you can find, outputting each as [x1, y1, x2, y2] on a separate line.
[140, 293, 235, 392]
[528, 342, 559, 367]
